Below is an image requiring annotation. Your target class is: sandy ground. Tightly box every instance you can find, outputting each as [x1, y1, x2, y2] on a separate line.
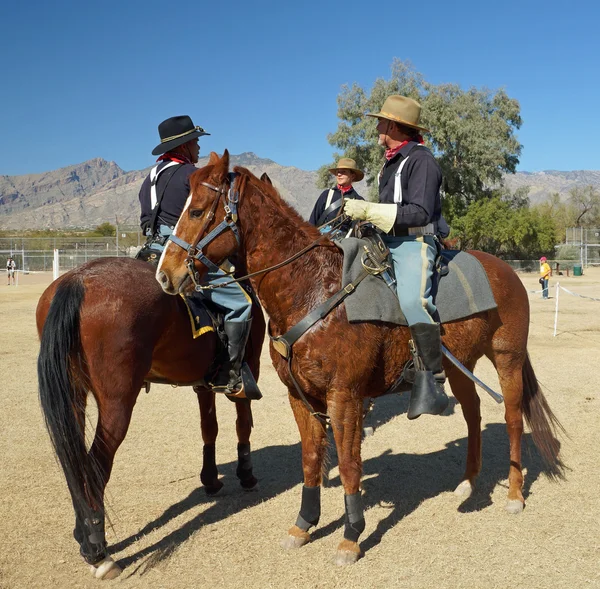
[1, 269, 599, 589]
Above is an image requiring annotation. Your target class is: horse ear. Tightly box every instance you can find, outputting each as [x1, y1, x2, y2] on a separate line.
[260, 172, 273, 185]
[221, 149, 230, 170]
[208, 152, 219, 165]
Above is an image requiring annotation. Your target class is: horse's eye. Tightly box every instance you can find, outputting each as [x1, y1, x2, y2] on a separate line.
[190, 209, 204, 219]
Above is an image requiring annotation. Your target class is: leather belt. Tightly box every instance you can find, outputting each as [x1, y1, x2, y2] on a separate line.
[389, 222, 435, 237]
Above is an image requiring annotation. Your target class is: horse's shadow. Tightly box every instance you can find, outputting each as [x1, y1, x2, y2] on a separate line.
[112, 417, 560, 574]
[318, 421, 559, 554]
[110, 442, 303, 575]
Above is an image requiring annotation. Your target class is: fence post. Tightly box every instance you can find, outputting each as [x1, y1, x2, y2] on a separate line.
[53, 249, 59, 281]
[553, 282, 560, 337]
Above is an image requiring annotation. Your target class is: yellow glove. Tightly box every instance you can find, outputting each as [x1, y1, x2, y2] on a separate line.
[344, 200, 397, 233]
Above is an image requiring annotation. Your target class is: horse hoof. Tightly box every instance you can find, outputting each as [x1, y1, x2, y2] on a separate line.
[363, 426, 375, 437]
[242, 481, 259, 493]
[335, 550, 360, 566]
[505, 499, 524, 514]
[89, 556, 122, 580]
[240, 476, 259, 492]
[454, 480, 473, 499]
[280, 526, 310, 550]
[204, 480, 224, 496]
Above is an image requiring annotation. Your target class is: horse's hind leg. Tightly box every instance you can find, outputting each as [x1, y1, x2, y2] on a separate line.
[447, 364, 481, 498]
[486, 349, 526, 513]
[281, 390, 328, 551]
[194, 387, 224, 495]
[82, 392, 139, 579]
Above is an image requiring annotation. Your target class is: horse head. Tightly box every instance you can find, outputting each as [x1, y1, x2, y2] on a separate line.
[156, 150, 241, 294]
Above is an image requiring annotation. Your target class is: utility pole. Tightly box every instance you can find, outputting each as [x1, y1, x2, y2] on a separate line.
[115, 216, 119, 257]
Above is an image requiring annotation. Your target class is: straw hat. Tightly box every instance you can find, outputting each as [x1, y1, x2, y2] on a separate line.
[367, 95, 430, 133]
[328, 157, 364, 182]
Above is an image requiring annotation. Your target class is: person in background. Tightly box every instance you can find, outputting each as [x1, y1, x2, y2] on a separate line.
[309, 158, 364, 237]
[540, 256, 551, 299]
[6, 257, 16, 286]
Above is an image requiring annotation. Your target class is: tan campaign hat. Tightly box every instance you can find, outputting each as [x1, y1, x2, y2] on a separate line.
[328, 157, 364, 182]
[367, 95, 430, 133]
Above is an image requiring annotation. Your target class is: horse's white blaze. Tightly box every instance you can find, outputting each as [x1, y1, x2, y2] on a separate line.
[156, 192, 194, 278]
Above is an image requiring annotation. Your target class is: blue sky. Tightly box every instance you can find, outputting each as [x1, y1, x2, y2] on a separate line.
[1, 0, 599, 176]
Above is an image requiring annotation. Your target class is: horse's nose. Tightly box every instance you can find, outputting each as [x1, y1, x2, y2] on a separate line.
[156, 270, 174, 294]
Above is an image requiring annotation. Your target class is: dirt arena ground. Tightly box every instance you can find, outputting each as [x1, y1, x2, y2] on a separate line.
[1, 268, 599, 588]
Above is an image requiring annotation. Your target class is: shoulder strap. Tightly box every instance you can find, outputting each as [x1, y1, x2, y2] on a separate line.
[316, 190, 342, 226]
[393, 143, 424, 204]
[148, 161, 183, 233]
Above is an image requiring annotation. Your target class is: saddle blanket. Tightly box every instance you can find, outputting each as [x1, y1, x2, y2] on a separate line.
[338, 238, 497, 326]
[179, 294, 215, 339]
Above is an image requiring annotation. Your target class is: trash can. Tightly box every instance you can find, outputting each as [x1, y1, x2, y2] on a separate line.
[573, 265, 583, 276]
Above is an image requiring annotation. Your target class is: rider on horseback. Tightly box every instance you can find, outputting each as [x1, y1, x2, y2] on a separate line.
[139, 115, 254, 395]
[345, 95, 449, 419]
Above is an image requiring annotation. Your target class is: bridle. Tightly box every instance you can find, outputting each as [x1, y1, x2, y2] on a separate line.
[168, 172, 241, 288]
[167, 170, 330, 292]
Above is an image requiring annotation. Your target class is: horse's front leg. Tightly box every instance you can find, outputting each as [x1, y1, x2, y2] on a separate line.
[234, 398, 258, 490]
[194, 387, 223, 495]
[281, 391, 328, 550]
[329, 389, 365, 565]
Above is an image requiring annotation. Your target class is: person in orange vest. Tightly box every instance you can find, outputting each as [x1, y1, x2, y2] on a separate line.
[540, 256, 551, 299]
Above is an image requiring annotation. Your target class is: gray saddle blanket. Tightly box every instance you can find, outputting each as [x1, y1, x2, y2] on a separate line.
[338, 238, 497, 325]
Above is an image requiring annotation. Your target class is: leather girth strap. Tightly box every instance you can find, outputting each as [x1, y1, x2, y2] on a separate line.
[271, 267, 371, 424]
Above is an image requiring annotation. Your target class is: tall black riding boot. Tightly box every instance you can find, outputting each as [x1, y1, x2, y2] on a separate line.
[407, 322, 449, 420]
[211, 319, 252, 393]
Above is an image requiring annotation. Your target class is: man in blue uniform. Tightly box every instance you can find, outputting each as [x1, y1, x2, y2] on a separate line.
[344, 95, 449, 419]
[139, 115, 254, 395]
[309, 158, 364, 237]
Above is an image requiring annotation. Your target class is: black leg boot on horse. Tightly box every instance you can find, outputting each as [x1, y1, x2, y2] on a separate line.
[407, 322, 449, 420]
[211, 318, 261, 400]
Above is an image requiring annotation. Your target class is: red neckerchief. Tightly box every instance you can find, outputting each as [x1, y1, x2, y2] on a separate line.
[337, 184, 353, 194]
[385, 135, 424, 160]
[157, 152, 193, 165]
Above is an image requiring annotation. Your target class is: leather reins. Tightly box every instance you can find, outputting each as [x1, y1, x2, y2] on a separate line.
[167, 172, 330, 292]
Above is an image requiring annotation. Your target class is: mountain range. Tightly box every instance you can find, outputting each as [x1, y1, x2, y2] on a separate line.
[1, 154, 599, 230]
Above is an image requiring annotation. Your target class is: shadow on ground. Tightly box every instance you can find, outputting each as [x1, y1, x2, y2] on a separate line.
[112, 414, 561, 574]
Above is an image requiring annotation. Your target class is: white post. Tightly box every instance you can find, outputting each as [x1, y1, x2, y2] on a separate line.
[553, 282, 560, 337]
[53, 249, 59, 281]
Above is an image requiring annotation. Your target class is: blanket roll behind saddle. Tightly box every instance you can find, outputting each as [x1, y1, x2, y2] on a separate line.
[338, 238, 497, 326]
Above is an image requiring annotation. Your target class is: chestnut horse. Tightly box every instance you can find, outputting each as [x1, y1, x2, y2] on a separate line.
[36, 256, 264, 579]
[157, 151, 564, 565]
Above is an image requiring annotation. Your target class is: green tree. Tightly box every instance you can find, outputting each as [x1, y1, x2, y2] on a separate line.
[94, 222, 116, 237]
[568, 185, 600, 227]
[318, 59, 522, 220]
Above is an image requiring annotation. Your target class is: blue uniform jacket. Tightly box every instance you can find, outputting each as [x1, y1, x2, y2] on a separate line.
[138, 160, 197, 232]
[379, 142, 443, 233]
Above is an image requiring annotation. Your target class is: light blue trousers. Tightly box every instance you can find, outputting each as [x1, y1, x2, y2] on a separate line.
[382, 235, 437, 326]
[156, 225, 252, 323]
[197, 267, 252, 323]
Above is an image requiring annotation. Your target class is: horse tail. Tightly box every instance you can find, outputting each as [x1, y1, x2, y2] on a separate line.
[38, 276, 104, 517]
[521, 352, 567, 480]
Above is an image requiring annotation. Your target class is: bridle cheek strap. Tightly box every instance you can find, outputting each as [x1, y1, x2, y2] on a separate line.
[167, 172, 241, 278]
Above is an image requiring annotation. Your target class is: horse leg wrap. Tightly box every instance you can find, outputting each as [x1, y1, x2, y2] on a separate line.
[75, 510, 108, 565]
[295, 485, 321, 531]
[236, 443, 256, 488]
[201, 444, 219, 486]
[343, 492, 365, 543]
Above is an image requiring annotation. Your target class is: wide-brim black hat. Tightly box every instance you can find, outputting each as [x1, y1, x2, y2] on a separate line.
[151, 115, 210, 156]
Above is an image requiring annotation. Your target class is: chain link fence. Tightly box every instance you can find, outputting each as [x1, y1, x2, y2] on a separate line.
[1, 229, 143, 272]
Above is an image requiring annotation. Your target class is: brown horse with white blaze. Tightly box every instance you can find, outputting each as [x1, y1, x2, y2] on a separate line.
[36, 256, 265, 579]
[157, 151, 564, 565]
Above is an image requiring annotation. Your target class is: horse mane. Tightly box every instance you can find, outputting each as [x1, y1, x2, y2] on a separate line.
[233, 166, 324, 242]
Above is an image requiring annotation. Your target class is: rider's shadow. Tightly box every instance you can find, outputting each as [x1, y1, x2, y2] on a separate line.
[110, 442, 303, 575]
[316, 422, 562, 555]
